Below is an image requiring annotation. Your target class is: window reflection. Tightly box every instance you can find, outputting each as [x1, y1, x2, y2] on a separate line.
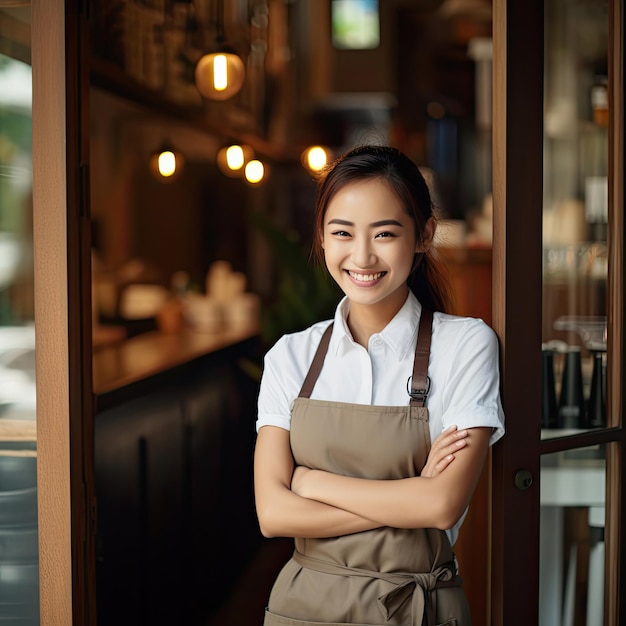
[0, 7, 39, 624]
[542, 0, 609, 438]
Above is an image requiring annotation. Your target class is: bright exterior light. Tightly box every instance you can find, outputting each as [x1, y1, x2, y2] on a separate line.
[226, 145, 245, 170]
[244, 159, 264, 184]
[195, 50, 246, 101]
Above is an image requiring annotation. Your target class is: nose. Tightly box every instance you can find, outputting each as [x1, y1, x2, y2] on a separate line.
[352, 237, 376, 268]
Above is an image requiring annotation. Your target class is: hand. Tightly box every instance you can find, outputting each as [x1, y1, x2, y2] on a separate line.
[421, 426, 468, 478]
[291, 465, 312, 497]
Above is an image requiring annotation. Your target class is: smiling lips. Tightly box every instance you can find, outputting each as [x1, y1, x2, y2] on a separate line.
[347, 270, 387, 283]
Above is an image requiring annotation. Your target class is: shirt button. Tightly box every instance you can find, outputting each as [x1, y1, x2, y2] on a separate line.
[372, 338, 383, 347]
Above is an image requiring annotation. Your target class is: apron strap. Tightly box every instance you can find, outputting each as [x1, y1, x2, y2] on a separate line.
[298, 323, 334, 398]
[408, 308, 433, 407]
[298, 307, 434, 403]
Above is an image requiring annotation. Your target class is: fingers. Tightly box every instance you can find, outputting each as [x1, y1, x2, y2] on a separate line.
[433, 426, 468, 454]
[422, 426, 469, 478]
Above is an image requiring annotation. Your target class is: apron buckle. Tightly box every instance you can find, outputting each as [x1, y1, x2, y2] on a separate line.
[407, 375, 431, 405]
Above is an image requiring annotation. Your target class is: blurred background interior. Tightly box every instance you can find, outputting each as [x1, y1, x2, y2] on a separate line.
[0, 1, 612, 625]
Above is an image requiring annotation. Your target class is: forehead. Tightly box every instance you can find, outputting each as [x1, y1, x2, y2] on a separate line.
[325, 178, 406, 218]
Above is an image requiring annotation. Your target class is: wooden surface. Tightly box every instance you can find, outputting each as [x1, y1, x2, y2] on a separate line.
[93, 324, 259, 396]
[438, 245, 493, 324]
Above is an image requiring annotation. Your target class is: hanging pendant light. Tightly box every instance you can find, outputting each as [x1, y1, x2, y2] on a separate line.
[301, 146, 331, 174]
[194, 0, 246, 101]
[150, 141, 184, 182]
[244, 159, 266, 185]
[216, 143, 254, 177]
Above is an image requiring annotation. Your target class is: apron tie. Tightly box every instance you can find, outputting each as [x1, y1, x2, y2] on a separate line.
[293, 551, 460, 626]
[377, 564, 458, 625]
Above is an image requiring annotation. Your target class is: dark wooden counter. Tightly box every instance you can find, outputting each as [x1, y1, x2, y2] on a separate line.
[93, 325, 264, 626]
[93, 325, 260, 411]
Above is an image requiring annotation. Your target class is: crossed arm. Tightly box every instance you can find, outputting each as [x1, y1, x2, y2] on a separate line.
[254, 424, 490, 539]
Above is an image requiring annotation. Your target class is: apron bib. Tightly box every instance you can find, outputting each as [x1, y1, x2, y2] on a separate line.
[264, 310, 471, 626]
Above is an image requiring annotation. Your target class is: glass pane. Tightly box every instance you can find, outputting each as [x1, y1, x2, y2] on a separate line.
[540, 446, 606, 625]
[0, 6, 39, 625]
[542, 0, 609, 437]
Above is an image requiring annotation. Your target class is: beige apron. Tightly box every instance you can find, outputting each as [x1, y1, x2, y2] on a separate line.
[264, 310, 471, 626]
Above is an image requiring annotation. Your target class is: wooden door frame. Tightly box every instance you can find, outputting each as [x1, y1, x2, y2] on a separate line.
[33, 0, 95, 623]
[65, 0, 97, 622]
[605, 0, 625, 621]
[491, 1, 544, 623]
[32, 0, 74, 623]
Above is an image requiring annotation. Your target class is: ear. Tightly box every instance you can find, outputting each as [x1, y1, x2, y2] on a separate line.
[415, 217, 436, 253]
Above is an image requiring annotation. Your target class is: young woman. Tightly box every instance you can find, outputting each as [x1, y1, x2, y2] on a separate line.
[254, 145, 505, 625]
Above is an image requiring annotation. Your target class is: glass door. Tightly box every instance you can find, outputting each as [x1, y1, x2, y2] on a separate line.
[540, 2, 613, 624]
[491, 0, 624, 624]
[0, 6, 38, 625]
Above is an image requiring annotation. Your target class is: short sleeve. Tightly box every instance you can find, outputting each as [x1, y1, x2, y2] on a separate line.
[440, 320, 505, 446]
[256, 336, 293, 432]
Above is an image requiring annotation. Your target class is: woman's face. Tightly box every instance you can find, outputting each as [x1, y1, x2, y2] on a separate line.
[322, 178, 428, 314]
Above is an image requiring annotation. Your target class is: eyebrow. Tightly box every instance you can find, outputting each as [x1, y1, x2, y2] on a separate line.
[327, 218, 404, 228]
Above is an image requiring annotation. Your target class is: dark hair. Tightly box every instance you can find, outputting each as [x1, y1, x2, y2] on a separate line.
[311, 145, 453, 313]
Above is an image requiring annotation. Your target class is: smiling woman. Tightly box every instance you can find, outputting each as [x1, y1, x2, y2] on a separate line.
[321, 178, 430, 339]
[254, 145, 505, 626]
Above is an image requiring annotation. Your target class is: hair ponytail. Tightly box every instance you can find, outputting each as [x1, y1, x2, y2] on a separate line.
[408, 249, 454, 314]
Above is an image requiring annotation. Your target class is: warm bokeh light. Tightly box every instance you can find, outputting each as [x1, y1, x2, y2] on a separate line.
[195, 51, 246, 101]
[226, 145, 245, 170]
[304, 146, 329, 171]
[157, 151, 177, 178]
[213, 54, 227, 91]
[244, 159, 264, 184]
[150, 146, 183, 182]
[216, 144, 253, 177]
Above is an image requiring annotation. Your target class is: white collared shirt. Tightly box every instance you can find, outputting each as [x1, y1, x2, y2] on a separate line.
[256, 291, 505, 543]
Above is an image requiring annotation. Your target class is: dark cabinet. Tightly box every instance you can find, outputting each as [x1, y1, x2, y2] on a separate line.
[94, 340, 262, 626]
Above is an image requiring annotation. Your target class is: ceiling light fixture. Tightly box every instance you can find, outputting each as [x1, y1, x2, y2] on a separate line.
[244, 159, 265, 185]
[301, 146, 331, 174]
[150, 141, 184, 182]
[216, 143, 254, 177]
[194, 0, 246, 101]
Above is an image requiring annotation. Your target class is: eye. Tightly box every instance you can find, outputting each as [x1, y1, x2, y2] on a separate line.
[331, 230, 351, 238]
[375, 231, 396, 239]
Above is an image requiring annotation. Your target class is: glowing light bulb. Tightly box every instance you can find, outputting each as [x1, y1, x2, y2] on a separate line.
[195, 51, 245, 101]
[213, 54, 228, 91]
[245, 159, 264, 184]
[226, 145, 244, 170]
[158, 151, 177, 178]
[305, 146, 328, 172]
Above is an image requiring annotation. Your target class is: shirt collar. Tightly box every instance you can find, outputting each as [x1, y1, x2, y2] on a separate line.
[329, 292, 423, 360]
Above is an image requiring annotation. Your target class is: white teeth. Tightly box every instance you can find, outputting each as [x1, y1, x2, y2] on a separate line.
[348, 271, 384, 282]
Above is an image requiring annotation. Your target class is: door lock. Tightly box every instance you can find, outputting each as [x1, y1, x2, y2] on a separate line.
[514, 469, 533, 491]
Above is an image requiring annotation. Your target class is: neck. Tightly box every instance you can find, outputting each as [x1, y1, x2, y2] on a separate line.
[347, 289, 409, 348]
